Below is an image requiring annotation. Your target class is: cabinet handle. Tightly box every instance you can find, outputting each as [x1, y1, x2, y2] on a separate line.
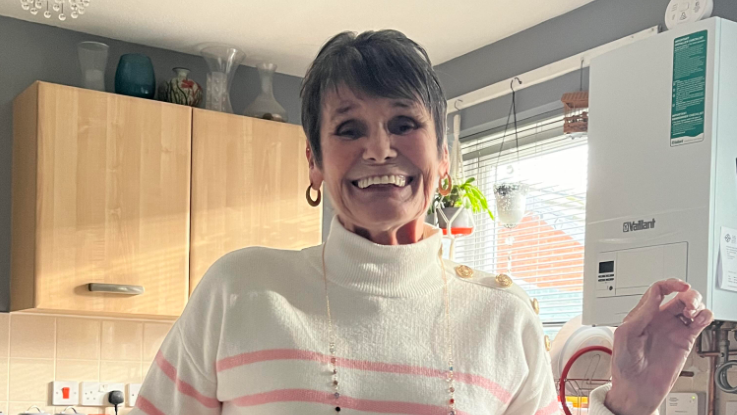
[88, 283, 144, 295]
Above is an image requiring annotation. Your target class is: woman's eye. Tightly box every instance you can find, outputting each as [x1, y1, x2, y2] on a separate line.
[336, 122, 364, 139]
[389, 117, 418, 135]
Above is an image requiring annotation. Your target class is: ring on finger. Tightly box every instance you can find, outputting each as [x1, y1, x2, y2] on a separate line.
[676, 313, 693, 326]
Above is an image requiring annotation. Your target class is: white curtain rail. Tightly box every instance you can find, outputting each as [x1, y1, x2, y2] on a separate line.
[446, 26, 659, 114]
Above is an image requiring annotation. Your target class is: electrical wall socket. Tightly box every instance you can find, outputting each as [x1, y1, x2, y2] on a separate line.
[127, 383, 142, 407]
[81, 382, 125, 406]
[81, 382, 104, 406]
[52, 381, 80, 405]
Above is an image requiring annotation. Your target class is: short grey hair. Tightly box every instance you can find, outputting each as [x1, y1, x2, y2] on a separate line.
[300, 30, 447, 167]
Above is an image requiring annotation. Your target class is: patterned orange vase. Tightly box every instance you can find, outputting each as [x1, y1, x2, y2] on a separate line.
[164, 67, 203, 107]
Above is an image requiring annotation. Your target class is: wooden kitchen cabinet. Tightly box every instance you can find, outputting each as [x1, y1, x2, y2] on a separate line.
[11, 82, 191, 318]
[190, 109, 322, 292]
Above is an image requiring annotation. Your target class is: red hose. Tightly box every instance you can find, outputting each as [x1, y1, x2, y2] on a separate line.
[559, 345, 612, 415]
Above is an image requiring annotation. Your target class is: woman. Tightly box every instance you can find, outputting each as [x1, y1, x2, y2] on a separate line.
[131, 30, 712, 415]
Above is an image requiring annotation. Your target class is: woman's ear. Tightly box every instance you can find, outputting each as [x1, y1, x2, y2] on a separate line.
[439, 143, 450, 177]
[306, 143, 324, 189]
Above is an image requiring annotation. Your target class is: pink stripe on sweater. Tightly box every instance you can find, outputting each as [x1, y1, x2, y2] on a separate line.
[217, 349, 512, 403]
[136, 396, 167, 415]
[231, 388, 472, 415]
[155, 351, 220, 408]
[535, 398, 562, 415]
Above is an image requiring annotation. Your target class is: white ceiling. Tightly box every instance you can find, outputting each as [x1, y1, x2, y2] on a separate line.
[0, 0, 595, 77]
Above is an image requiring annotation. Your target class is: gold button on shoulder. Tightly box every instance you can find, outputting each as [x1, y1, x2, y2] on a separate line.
[544, 335, 552, 352]
[531, 298, 540, 315]
[495, 273, 513, 288]
[455, 265, 474, 279]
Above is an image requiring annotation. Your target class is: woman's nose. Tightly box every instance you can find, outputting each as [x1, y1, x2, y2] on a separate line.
[362, 129, 397, 162]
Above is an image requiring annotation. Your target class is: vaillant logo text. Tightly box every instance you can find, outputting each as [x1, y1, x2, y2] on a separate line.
[623, 219, 656, 232]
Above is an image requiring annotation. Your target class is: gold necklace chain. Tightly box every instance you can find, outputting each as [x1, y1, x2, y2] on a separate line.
[321, 243, 457, 414]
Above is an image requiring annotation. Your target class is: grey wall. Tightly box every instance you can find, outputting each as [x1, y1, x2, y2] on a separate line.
[6, 0, 737, 309]
[0, 15, 304, 312]
[437, 0, 737, 136]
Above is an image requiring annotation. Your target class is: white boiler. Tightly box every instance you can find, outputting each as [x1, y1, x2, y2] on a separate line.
[584, 17, 737, 326]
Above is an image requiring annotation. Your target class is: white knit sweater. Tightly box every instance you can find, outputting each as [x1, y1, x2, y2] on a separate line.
[131, 218, 616, 415]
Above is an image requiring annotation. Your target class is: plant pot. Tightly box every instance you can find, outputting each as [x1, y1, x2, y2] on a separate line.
[493, 183, 529, 228]
[435, 207, 474, 235]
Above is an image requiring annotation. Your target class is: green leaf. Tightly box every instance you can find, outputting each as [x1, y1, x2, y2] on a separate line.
[436, 176, 494, 218]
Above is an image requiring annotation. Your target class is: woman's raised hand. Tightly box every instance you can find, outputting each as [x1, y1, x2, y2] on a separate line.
[604, 278, 713, 415]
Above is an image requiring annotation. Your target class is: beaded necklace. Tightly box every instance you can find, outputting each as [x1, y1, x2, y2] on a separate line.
[320, 242, 458, 414]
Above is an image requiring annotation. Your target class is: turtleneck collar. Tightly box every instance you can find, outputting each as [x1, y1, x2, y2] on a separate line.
[322, 217, 445, 298]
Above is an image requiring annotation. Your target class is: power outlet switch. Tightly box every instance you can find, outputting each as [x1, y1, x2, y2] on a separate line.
[127, 383, 142, 407]
[81, 382, 126, 406]
[81, 382, 104, 406]
[52, 381, 80, 405]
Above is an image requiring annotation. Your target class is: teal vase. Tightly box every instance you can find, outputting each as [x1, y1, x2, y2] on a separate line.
[115, 54, 156, 99]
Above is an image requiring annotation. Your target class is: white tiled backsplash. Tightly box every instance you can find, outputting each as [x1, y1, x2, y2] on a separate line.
[1, 312, 733, 414]
[0, 313, 172, 415]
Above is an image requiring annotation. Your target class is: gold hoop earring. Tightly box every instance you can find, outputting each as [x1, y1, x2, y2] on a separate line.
[438, 174, 452, 196]
[306, 184, 322, 207]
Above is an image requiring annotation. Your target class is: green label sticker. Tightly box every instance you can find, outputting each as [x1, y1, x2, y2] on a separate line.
[671, 30, 708, 146]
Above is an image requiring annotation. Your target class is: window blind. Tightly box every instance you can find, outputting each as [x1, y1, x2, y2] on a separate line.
[455, 112, 588, 340]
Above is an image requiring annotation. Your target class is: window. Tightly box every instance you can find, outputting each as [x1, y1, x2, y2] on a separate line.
[454, 112, 588, 340]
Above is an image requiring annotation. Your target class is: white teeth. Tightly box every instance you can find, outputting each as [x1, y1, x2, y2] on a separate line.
[356, 175, 408, 189]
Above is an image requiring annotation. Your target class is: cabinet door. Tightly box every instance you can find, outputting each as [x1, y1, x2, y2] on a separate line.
[190, 109, 322, 291]
[30, 83, 191, 317]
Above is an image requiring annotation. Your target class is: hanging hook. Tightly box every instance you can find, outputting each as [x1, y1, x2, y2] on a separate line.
[579, 58, 585, 91]
[454, 99, 464, 111]
[510, 77, 522, 93]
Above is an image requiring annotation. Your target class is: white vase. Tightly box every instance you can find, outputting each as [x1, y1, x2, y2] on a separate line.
[493, 183, 529, 228]
[244, 62, 288, 122]
[77, 41, 109, 91]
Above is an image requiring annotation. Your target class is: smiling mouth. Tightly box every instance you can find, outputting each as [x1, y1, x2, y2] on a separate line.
[352, 175, 413, 189]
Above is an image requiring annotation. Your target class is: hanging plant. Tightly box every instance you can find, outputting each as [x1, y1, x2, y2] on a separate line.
[493, 77, 529, 228]
[431, 177, 493, 217]
[493, 182, 529, 228]
[427, 177, 494, 235]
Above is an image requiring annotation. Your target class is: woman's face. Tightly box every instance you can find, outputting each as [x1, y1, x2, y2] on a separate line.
[308, 86, 449, 240]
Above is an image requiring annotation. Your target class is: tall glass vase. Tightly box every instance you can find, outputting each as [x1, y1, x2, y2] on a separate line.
[244, 62, 288, 122]
[201, 45, 245, 113]
[77, 41, 109, 91]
